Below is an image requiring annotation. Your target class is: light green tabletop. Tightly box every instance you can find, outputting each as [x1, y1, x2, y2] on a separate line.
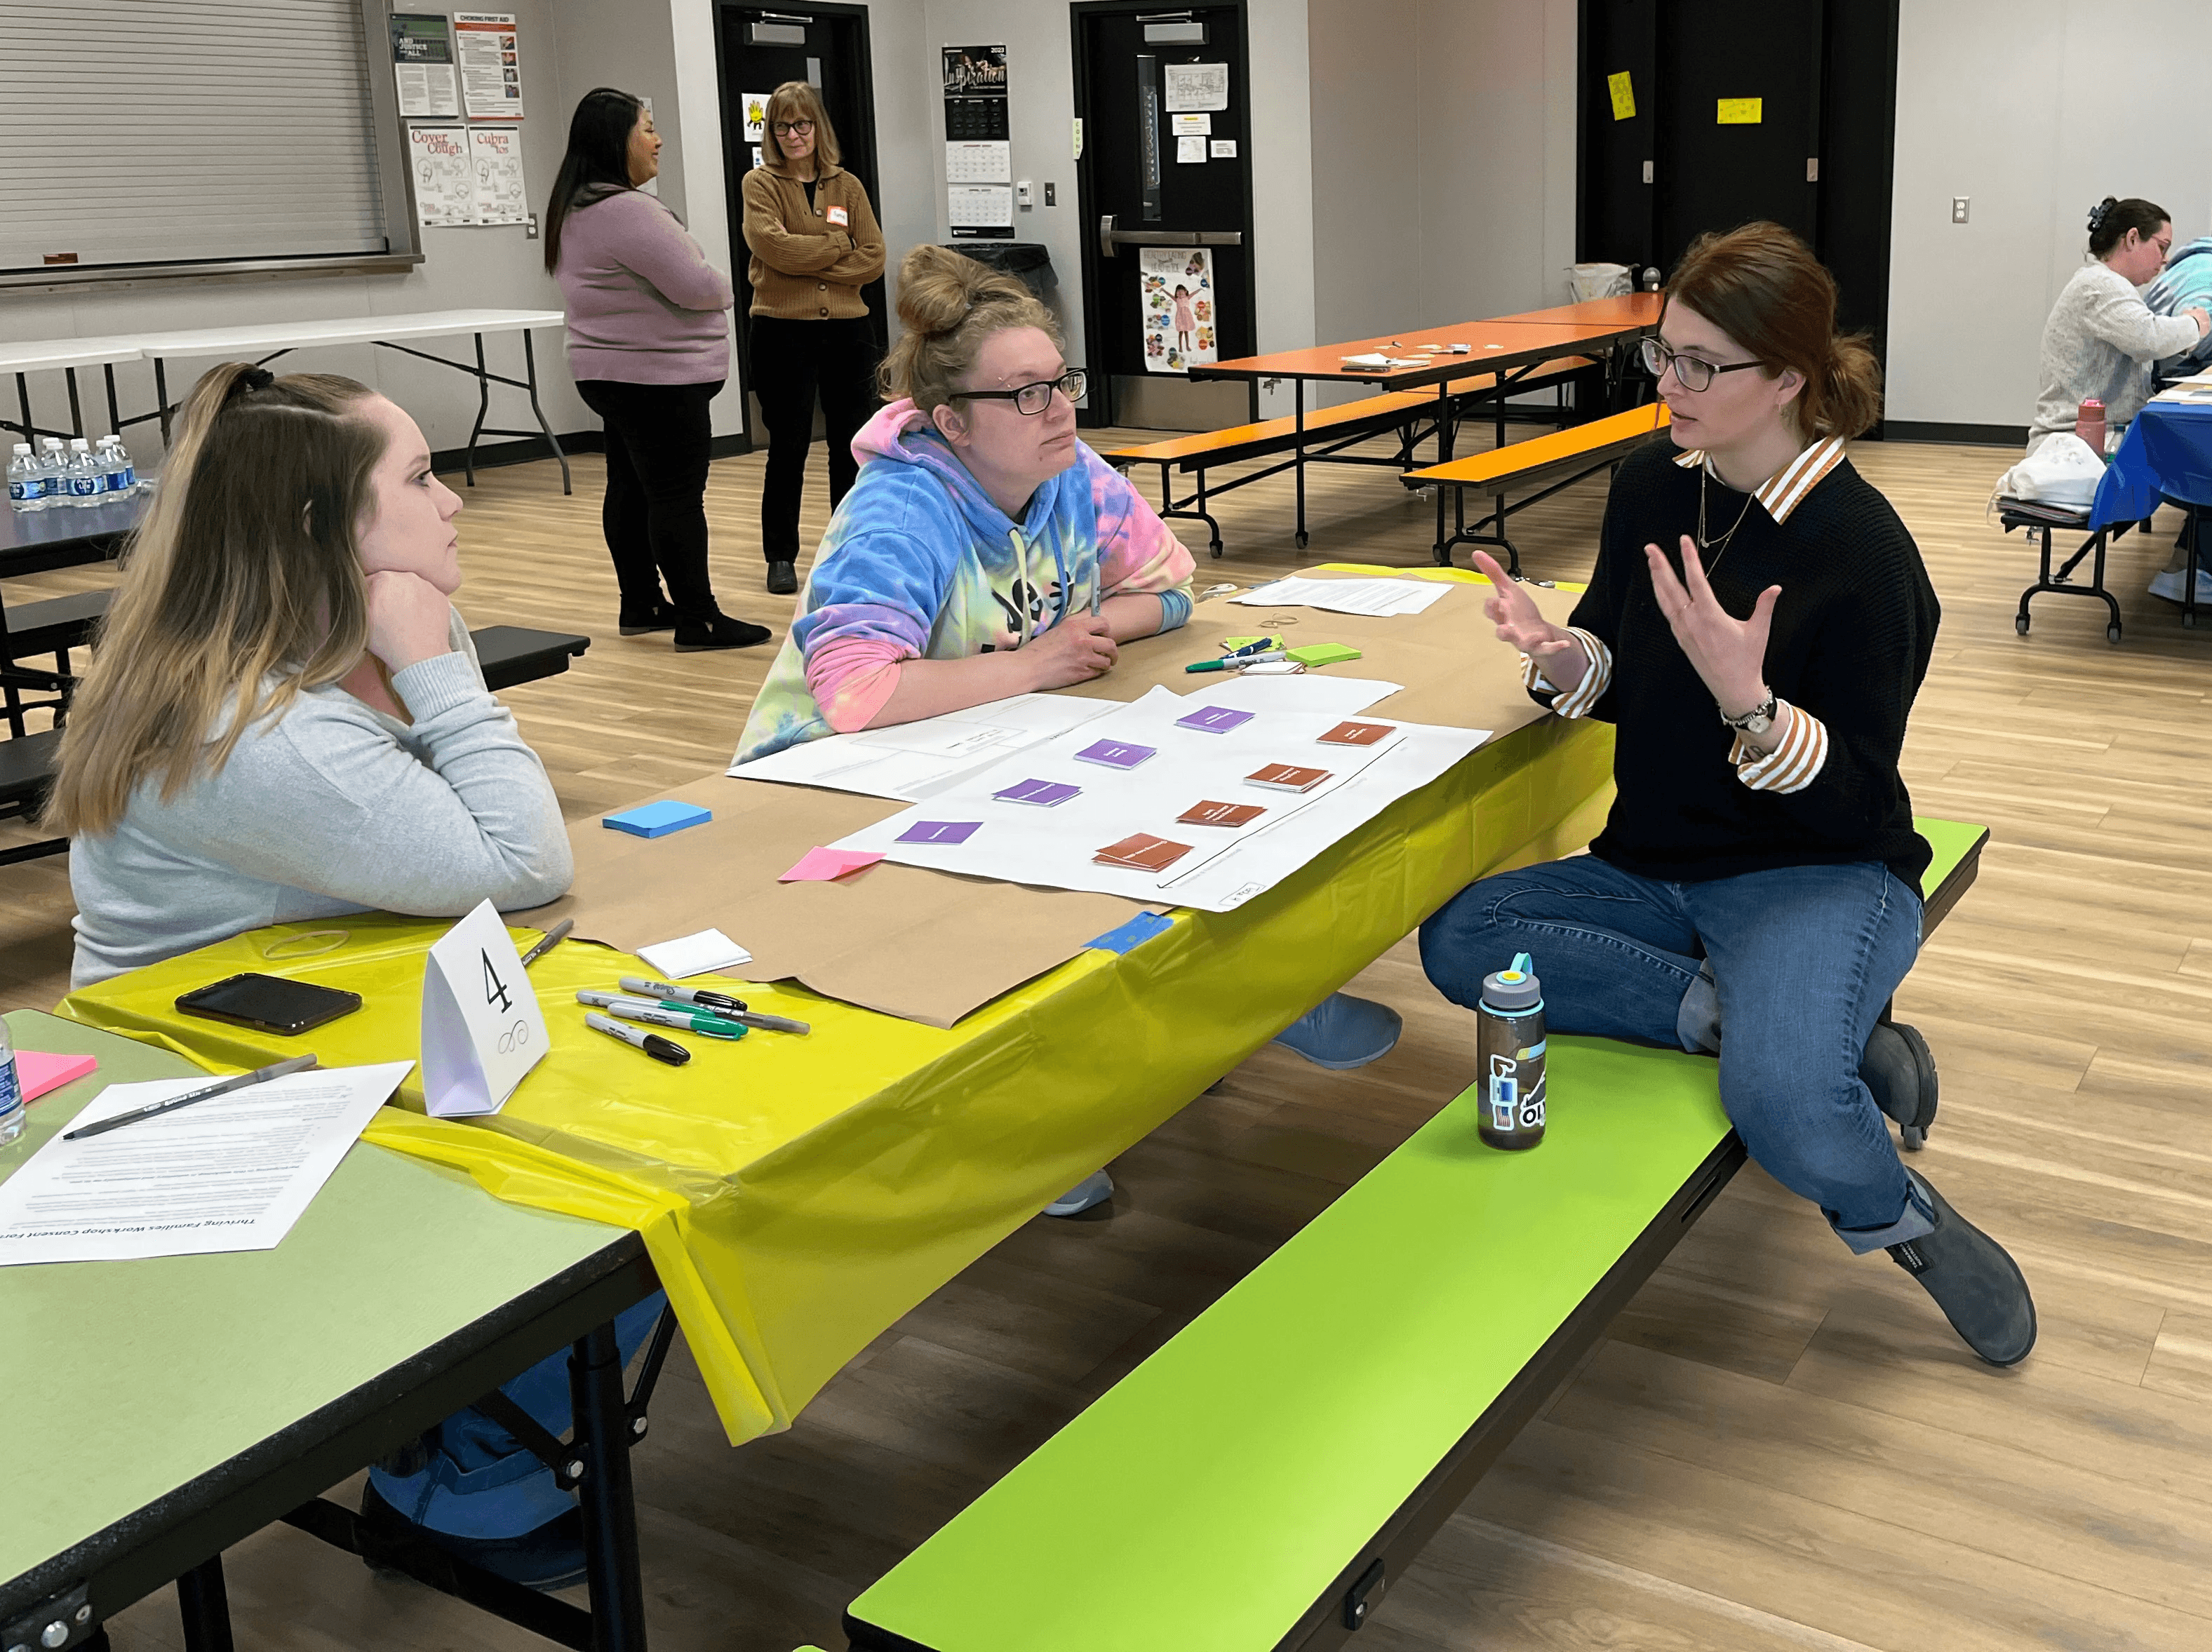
[0, 1011, 630, 1591]
[847, 1034, 1734, 1652]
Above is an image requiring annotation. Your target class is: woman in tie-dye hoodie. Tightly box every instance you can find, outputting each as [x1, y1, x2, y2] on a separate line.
[735, 248, 1194, 763]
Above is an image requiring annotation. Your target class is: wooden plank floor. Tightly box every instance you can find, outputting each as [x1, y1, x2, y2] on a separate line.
[8, 415, 2212, 1651]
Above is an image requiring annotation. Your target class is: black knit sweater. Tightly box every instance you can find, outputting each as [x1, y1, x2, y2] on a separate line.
[1541, 437, 1940, 889]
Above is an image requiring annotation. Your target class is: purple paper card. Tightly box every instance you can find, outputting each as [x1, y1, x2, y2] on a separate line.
[995, 778, 1082, 807]
[1176, 705, 1256, 734]
[1074, 739, 1156, 770]
[897, 819, 981, 846]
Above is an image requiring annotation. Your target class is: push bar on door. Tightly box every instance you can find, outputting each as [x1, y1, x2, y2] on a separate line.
[1099, 215, 1246, 259]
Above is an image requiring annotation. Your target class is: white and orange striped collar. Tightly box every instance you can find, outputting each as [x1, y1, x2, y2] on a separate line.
[1672, 436, 1847, 525]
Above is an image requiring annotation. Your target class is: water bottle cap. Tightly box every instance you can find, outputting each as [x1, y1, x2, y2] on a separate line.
[69, 437, 90, 450]
[11, 444, 28, 455]
[1480, 954, 1543, 1012]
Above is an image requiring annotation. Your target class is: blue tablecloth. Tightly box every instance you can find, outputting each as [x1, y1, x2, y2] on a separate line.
[2092, 400, 2212, 528]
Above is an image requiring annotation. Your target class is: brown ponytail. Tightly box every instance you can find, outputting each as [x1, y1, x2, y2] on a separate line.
[1666, 222, 1883, 440]
[882, 244, 1061, 412]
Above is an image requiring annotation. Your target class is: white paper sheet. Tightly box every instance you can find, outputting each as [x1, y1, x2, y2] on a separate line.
[638, 928, 751, 979]
[826, 685, 1489, 913]
[1188, 675, 1403, 716]
[0, 1063, 413, 1267]
[730, 692, 1120, 800]
[1229, 576, 1452, 618]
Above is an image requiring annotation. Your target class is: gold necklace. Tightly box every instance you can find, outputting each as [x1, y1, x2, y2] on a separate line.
[1696, 464, 1758, 573]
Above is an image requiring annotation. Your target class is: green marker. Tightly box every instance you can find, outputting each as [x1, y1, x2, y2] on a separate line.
[576, 990, 749, 1040]
[1184, 658, 1231, 673]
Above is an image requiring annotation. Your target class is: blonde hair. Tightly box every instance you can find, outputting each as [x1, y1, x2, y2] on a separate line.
[763, 81, 840, 168]
[883, 245, 1063, 412]
[44, 363, 384, 837]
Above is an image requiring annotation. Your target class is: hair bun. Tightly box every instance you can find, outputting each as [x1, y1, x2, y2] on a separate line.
[227, 365, 275, 401]
[2087, 196, 2117, 233]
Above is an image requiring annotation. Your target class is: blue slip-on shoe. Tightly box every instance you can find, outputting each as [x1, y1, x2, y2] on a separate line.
[1043, 1169, 1114, 1217]
[1271, 992, 1403, 1070]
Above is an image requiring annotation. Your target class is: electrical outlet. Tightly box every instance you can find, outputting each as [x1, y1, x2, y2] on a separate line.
[525, 213, 540, 239]
[1044, 182, 1056, 206]
[1016, 179, 1033, 209]
[1951, 196, 1969, 224]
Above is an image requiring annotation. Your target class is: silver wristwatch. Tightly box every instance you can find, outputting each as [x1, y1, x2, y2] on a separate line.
[1720, 691, 1777, 737]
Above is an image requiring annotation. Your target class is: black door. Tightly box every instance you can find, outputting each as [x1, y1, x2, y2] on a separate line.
[713, 3, 885, 446]
[1071, 1, 1256, 431]
[1578, 0, 1898, 418]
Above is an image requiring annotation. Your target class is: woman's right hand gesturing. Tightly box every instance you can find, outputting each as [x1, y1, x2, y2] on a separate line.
[1468, 549, 1588, 692]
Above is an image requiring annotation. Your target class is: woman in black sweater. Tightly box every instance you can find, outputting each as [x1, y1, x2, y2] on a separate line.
[1421, 223, 2034, 1367]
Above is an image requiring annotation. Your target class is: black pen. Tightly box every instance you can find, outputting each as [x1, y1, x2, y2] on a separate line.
[63, 1054, 321, 1141]
[520, 919, 573, 968]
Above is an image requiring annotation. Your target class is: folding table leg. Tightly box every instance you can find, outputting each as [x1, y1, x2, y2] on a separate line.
[522, 330, 571, 497]
[571, 1323, 648, 1652]
[465, 334, 490, 488]
[174, 1556, 235, 1652]
[64, 369, 83, 439]
[1293, 380, 1308, 549]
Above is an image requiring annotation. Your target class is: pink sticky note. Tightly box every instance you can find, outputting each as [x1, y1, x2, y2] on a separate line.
[17, 1050, 97, 1103]
[779, 846, 887, 882]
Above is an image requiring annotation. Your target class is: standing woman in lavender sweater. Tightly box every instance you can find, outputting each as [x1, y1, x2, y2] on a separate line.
[547, 88, 767, 650]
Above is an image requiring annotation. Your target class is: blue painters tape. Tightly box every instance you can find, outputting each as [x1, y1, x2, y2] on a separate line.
[1084, 911, 1175, 954]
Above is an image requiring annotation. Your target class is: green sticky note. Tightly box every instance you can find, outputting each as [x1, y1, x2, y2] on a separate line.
[1717, 96, 1762, 125]
[1607, 70, 1635, 121]
[1287, 643, 1362, 667]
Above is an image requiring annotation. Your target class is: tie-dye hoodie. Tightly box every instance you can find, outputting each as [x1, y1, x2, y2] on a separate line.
[733, 398, 1195, 763]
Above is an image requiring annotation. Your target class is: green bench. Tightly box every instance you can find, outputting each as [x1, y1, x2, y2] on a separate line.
[842, 818, 1988, 1652]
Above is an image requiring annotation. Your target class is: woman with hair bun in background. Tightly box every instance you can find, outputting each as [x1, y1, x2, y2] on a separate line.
[1423, 221, 2039, 1372]
[547, 86, 766, 651]
[741, 79, 887, 597]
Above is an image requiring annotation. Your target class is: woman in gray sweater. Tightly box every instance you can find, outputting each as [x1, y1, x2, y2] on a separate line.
[48, 362, 574, 985]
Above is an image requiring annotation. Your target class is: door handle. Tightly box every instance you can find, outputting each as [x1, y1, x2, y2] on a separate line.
[1098, 213, 1245, 260]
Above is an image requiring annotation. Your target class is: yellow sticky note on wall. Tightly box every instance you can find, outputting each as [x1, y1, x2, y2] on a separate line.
[1717, 97, 1763, 125]
[1607, 71, 1635, 121]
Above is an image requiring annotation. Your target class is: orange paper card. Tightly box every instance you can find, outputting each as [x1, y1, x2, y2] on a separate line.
[1247, 763, 1330, 793]
[1178, 799, 1266, 828]
[1093, 833, 1193, 871]
[1318, 720, 1394, 746]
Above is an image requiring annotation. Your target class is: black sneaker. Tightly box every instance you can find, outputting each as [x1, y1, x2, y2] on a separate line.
[766, 560, 799, 596]
[1887, 1171, 2036, 1366]
[1861, 1021, 1938, 1149]
[359, 1482, 586, 1592]
[673, 612, 772, 651]
[617, 600, 676, 637]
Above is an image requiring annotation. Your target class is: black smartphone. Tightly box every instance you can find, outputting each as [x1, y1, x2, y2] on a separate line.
[175, 972, 363, 1036]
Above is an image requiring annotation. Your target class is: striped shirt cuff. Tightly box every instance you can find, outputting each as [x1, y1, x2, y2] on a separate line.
[1731, 700, 1829, 793]
[1521, 628, 1613, 718]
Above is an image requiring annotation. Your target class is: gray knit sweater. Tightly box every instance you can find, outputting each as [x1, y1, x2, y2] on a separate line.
[69, 611, 574, 986]
[2028, 262, 2203, 451]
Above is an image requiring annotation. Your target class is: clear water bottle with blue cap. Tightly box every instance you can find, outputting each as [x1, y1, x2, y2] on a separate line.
[1476, 951, 1547, 1150]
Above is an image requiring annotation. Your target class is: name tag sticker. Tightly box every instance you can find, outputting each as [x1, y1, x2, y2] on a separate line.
[827, 204, 850, 227]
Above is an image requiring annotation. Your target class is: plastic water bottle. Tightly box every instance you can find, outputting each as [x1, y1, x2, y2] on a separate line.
[1475, 951, 1548, 1151]
[65, 438, 102, 506]
[97, 436, 135, 497]
[39, 437, 67, 501]
[8, 443, 47, 513]
[0, 1020, 24, 1148]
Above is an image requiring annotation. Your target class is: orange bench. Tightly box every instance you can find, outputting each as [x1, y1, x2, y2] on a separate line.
[1104, 358, 1596, 558]
[1402, 402, 1673, 570]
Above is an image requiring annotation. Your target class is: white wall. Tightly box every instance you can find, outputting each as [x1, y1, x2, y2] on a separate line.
[0, 0, 587, 469]
[1886, 0, 2212, 429]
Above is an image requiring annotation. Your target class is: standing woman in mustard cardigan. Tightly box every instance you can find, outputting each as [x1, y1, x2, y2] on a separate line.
[741, 80, 886, 596]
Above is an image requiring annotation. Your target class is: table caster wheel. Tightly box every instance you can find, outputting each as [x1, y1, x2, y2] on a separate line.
[2014, 615, 2030, 635]
[1901, 1125, 1926, 1153]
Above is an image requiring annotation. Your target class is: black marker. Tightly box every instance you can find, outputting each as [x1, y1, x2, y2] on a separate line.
[619, 976, 747, 1016]
[584, 1010, 688, 1066]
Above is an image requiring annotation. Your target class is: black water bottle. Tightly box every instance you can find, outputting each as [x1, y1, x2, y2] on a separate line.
[1476, 951, 1547, 1150]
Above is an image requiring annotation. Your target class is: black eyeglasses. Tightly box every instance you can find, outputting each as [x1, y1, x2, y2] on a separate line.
[1640, 337, 1767, 393]
[771, 119, 814, 136]
[950, 369, 1087, 416]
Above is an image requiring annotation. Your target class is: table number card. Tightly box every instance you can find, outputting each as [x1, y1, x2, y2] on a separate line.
[421, 899, 547, 1117]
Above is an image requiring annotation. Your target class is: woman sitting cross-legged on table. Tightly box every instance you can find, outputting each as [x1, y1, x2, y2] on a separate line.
[1419, 222, 2036, 1368]
[732, 246, 1406, 1214]
[46, 362, 661, 1587]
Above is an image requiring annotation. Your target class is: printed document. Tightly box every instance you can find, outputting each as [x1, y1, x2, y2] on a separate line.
[1228, 576, 1451, 617]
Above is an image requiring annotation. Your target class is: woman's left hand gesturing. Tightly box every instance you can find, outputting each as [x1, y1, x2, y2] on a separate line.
[1644, 535, 1780, 718]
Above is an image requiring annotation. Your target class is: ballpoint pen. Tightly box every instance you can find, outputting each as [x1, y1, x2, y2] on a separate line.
[63, 1053, 321, 1141]
[520, 918, 573, 968]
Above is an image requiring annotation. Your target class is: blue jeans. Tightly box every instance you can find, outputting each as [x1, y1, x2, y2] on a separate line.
[369, 1292, 667, 1538]
[1419, 857, 1935, 1254]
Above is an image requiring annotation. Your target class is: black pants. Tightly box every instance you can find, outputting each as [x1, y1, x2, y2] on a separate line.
[575, 377, 724, 622]
[749, 316, 879, 564]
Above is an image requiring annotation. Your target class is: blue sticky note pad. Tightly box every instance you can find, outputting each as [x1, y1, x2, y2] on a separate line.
[604, 800, 712, 838]
[1084, 911, 1176, 954]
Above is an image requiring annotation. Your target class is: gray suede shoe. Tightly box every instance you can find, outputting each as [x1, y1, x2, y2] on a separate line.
[1888, 1171, 2036, 1366]
[1861, 1021, 1938, 1150]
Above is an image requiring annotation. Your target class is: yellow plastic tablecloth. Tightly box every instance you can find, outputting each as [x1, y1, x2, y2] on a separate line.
[60, 676, 1613, 1449]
